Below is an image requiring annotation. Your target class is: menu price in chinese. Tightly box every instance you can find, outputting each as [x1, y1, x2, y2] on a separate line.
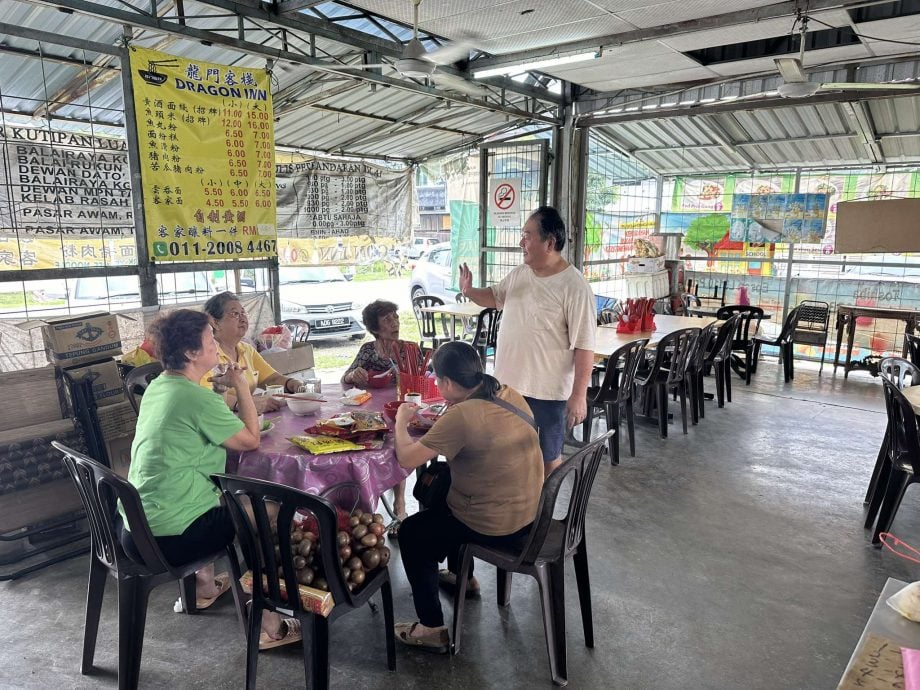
[129, 46, 277, 262]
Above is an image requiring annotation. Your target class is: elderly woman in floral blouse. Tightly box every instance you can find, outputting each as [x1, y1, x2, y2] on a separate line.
[342, 299, 412, 529]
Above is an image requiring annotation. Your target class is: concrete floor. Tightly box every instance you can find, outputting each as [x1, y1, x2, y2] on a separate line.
[2, 356, 918, 689]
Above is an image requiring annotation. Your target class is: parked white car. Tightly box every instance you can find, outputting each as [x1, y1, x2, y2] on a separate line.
[278, 266, 367, 341]
[409, 243, 459, 303]
[406, 236, 440, 260]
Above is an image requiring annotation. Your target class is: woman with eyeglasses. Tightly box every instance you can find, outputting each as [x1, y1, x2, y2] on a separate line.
[203, 292, 301, 414]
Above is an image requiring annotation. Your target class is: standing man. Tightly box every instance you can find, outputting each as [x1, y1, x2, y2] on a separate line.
[459, 206, 597, 476]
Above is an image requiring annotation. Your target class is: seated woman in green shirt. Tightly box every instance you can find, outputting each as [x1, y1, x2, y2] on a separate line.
[118, 309, 300, 648]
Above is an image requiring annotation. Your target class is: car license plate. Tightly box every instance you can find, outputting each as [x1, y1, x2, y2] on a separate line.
[317, 317, 347, 328]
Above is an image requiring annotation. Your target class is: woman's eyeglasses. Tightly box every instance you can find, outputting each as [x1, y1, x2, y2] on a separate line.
[225, 309, 248, 320]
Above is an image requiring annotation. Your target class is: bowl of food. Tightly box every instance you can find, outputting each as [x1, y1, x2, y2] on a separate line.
[383, 400, 406, 421]
[260, 420, 274, 435]
[287, 393, 322, 416]
[367, 370, 395, 389]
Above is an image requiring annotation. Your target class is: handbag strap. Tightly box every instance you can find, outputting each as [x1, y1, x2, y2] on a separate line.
[489, 396, 538, 431]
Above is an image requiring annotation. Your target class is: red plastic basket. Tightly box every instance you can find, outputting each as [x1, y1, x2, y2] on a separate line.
[399, 373, 440, 402]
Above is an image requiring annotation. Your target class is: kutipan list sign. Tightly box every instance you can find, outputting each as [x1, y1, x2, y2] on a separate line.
[128, 46, 277, 262]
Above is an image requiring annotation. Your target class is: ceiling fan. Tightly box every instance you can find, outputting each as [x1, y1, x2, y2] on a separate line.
[772, 16, 920, 98]
[337, 0, 487, 97]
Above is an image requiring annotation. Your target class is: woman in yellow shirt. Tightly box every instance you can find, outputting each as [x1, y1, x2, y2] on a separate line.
[202, 292, 302, 413]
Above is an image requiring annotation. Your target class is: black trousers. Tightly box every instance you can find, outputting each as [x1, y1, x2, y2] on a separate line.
[398, 506, 530, 628]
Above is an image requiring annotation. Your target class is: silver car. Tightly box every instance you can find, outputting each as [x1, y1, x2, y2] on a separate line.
[409, 243, 459, 303]
[278, 266, 367, 341]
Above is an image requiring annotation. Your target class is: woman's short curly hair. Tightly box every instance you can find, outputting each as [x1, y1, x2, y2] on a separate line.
[203, 291, 239, 321]
[362, 299, 399, 337]
[148, 309, 212, 371]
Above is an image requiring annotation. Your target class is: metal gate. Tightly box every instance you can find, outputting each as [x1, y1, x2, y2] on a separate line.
[477, 139, 550, 286]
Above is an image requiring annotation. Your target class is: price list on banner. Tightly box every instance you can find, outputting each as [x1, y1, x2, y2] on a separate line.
[128, 46, 276, 262]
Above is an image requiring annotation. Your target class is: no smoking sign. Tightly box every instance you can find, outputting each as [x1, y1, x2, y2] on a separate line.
[488, 177, 522, 229]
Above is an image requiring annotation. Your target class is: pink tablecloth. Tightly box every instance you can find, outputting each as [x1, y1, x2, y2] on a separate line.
[227, 382, 412, 513]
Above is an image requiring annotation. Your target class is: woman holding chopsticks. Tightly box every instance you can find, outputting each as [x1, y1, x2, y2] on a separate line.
[342, 299, 423, 533]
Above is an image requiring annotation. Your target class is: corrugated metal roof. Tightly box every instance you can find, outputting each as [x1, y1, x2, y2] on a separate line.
[593, 94, 920, 175]
[3, 0, 920, 169]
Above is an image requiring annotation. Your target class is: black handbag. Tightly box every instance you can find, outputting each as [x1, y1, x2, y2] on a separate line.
[411, 396, 538, 510]
[412, 460, 452, 510]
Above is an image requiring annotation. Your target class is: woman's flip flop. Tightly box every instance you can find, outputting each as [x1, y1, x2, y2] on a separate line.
[194, 572, 231, 610]
[259, 618, 302, 651]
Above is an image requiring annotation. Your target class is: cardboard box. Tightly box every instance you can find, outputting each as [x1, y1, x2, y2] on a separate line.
[64, 359, 125, 407]
[96, 399, 138, 437]
[105, 433, 134, 478]
[262, 346, 315, 377]
[21, 312, 123, 367]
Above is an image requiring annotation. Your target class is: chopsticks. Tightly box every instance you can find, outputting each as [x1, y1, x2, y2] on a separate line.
[273, 393, 327, 402]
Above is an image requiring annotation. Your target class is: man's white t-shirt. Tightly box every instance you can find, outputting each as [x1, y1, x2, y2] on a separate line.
[491, 263, 596, 401]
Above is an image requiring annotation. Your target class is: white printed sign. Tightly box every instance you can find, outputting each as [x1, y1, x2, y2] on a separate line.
[488, 177, 521, 230]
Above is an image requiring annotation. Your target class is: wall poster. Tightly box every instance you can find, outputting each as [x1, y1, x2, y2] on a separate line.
[275, 154, 412, 244]
[0, 126, 134, 239]
[129, 45, 277, 262]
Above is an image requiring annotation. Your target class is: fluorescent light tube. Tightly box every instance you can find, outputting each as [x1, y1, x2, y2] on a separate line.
[473, 51, 599, 79]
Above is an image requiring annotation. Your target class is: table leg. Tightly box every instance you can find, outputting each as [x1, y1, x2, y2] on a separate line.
[844, 314, 857, 379]
[833, 311, 846, 373]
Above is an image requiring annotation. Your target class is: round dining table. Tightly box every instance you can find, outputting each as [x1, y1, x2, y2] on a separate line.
[226, 382, 413, 513]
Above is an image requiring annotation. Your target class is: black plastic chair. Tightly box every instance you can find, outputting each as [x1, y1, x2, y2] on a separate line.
[865, 379, 920, 544]
[793, 300, 830, 374]
[716, 305, 765, 385]
[752, 307, 801, 383]
[470, 307, 499, 365]
[688, 278, 728, 306]
[211, 473, 395, 690]
[634, 327, 701, 438]
[450, 431, 612, 686]
[53, 442, 244, 690]
[703, 314, 741, 408]
[687, 322, 719, 424]
[906, 333, 920, 368]
[682, 293, 702, 316]
[123, 362, 163, 415]
[411, 294, 451, 352]
[281, 318, 311, 346]
[582, 339, 648, 465]
[863, 357, 920, 508]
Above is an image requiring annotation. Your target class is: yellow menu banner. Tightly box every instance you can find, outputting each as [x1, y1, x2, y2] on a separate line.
[129, 46, 276, 262]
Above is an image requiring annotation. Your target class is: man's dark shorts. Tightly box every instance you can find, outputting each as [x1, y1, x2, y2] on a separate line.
[523, 396, 567, 462]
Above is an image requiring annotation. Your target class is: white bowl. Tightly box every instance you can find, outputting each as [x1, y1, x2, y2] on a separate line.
[287, 394, 322, 416]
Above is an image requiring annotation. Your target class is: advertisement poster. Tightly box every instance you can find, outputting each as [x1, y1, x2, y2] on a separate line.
[275, 155, 412, 243]
[129, 46, 276, 262]
[0, 126, 134, 239]
[729, 193, 829, 242]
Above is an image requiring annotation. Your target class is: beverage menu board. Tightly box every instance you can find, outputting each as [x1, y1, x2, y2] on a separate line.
[129, 46, 277, 262]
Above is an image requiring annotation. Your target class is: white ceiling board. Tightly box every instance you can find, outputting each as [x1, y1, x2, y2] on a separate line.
[472, 15, 634, 54]
[341, 1, 515, 25]
[548, 44, 702, 81]
[704, 44, 872, 79]
[573, 66, 718, 91]
[425, 0, 624, 45]
[612, 0, 778, 29]
[659, 11, 852, 52]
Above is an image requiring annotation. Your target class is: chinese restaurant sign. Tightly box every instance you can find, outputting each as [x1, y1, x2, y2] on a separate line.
[129, 46, 276, 262]
[275, 155, 412, 242]
[0, 126, 134, 238]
